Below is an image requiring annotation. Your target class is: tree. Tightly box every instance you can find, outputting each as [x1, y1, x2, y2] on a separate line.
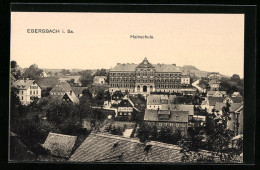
[230, 74, 240, 82]
[60, 69, 71, 75]
[79, 70, 93, 87]
[23, 64, 43, 80]
[82, 89, 92, 100]
[94, 68, 107, 76]
[136, 123, 151, 142]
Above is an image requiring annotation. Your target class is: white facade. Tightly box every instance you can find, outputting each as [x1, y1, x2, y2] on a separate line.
[17, 83, 41, 105]
[181, 77, 190, 85]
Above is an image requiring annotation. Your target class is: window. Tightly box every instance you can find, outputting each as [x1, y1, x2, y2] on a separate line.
[128, 112, 131, 115]
[21, 91, 23, 95]
[30, 90, 32, 95]
[176, 123, 179, 127]
[21, 96, 23, 100]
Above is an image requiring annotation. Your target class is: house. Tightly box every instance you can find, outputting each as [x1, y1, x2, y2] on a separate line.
[93, 76, 107, 85]
[227, 103, 243, 134]
[207, 72, 220, 80]
[208, 80, 221, 91]
[12, 79, 42, 105]
[223, 96, 243, 104]
[69, 132, 183, 162]
[50, 81, 72, 96]
[51, 90, 79, 104]
[144, 109, 189, 135]
[111, 91, 124, 105]
[116, 95, 141, 119]
[40, 71, 49, 78]
[35, 77, 59, 90]
[59, 75, 82, 86]
[72, 86, 88, 98]
[231, 92, 242, 97]
[207, 91, 227, 97]
[42, 132, 77, 158]
[205, 96, 225, 113]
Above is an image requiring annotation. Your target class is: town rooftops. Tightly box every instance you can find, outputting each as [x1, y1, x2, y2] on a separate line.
[144, 109, 189, 122]
[207, 91, 226, 96]
[231, 92, 242, 97]
[147, 95, 162, 105]
[12, 80, 39, 90]
[69, 132, 183, 162]
[169, 104, 194, 115]
[42, 132, 77, 158]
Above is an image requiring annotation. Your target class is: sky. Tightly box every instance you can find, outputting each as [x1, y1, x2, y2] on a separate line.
[11, 12, 244, 77]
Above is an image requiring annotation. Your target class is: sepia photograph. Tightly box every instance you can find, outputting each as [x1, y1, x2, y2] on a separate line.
[9, 6, 249, 164]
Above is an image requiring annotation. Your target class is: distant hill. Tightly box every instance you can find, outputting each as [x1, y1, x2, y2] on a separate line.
[181, 65, 199, 71]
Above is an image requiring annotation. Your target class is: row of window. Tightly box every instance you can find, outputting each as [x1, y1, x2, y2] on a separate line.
[30, 85, 38, 89]
[51, 92, 65, 95]
[111, 84, 135, 88]
[148, 122, 187, 128]
[118, 112, 131, 116]
[110, 72, 181, 77]
[30, 90, 39, 95]
[155, 84, 180, 88]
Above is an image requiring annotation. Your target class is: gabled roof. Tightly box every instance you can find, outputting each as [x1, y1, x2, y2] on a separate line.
[35, 77, 59, 89]
[69, 132, 183, 162]
[136, 57, 155, 68]
[42, 132, 77, 158]
[208, 97, 225, 106]
[214, 102, 226, 111]
[144, 109, 189, 122]
[50, 81, 72, 93]
[72, 87, 88, 96]
[169, 104, 194, 115]
[231, 92, 242, 97]
[64, 92, 79, 104]
[118, 98, 133, 107]
[147, 95, 161, 105]
[207, 91, 226, 96]
[229, 103, 243, 112]
[110, 63, 138, 72]
[12, 80, 39, 90]
[230, 97, 243, 103]
[153, 64, 181, 73]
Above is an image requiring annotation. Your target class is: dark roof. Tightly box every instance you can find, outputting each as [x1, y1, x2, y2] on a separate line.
[12, 80, 38, 90]
[169, 104, 194, 115]
[208, 97, 225, 106]
[144, 109, 189, 122]
[64, 92, 79, 104]
[230, 97, 243, 103]
[35, 77, 59, 89]
[118, 99, 133, 107]
[229, 103, 243, 112]
[72, 87, 88, 96]
[50, 81, 72, 93]
[69, 132, 183, 162]
[43, 132, 77, 158]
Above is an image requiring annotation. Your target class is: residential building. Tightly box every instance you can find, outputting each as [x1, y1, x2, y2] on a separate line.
[40, 71, 49, 78]
[207, 91, 227, 97]
[109, 57, 183, 94]
[227, 103, 243, 134]
[12, 79, 41, 105]
[207, 72, 220, 80]
[72, 86, 88, 98]
[111, 90, 124, 105]
[93, 76, 107, 85]
[231, 92, 242, 97]
[203, 96, 225, 113]
[42, 132, 77, 158]
[50, 81, 72, 96]
[51, 90, 79, 104]
[223, 96, 243, 104]
[208, 80, 221, 91]
[144, 109, 189, 135]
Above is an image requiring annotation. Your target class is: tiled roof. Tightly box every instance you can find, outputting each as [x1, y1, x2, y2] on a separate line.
[208, 97, 225, 106]
[50, 81, 72, 93]
[118, 98, 133, 107]
[12, 80, 38, 90]
[214, 102, 225, 111]
[147, 95, 162, 105]
[72, 87, 88, 96]
[231, 92, 242, 97]
[144, 109, 189, 122]
[64, 92, 79, 104]
[229, 103, 243, 112]
[35, 77, 59, 89]
[110, 63, 138, 72]
[43, 132, 77, 158]
[207, 91, 226, 96]
[230, 97, 243, 103]
[153, 64, 181, 73]
[69, 132, 183, 162]
[169, 104, 194, 115]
